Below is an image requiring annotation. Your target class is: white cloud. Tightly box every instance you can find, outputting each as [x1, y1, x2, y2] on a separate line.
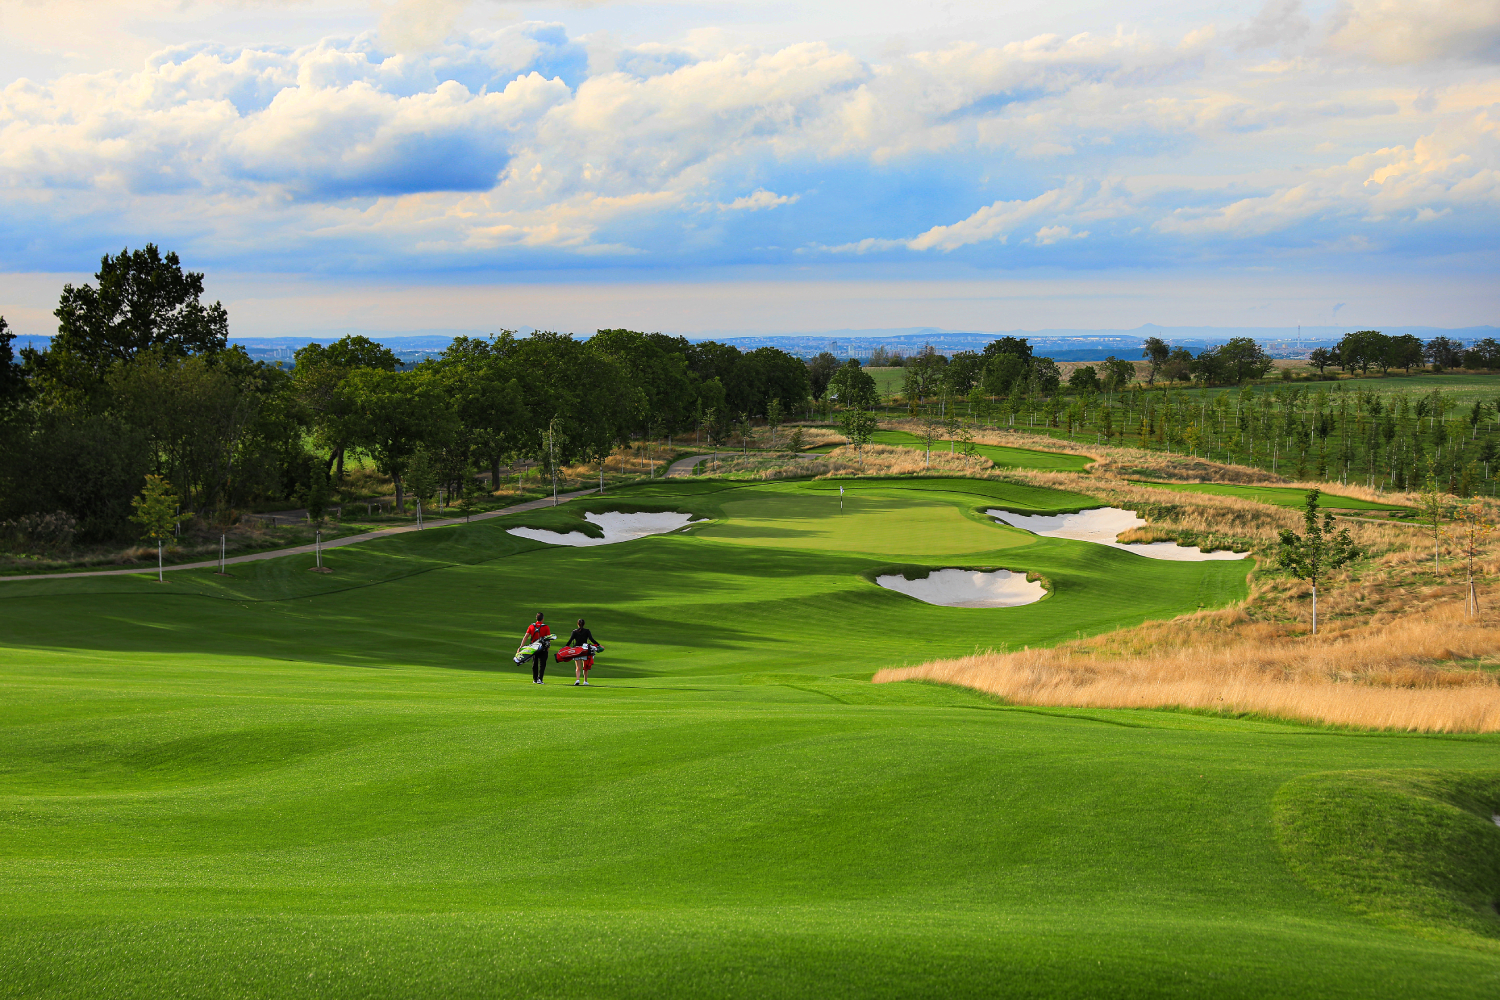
[1326, 0, 1500, 65]
[1156, 112, 1500, 237]
[1235, 0, 1311, 52]
[718, 189, 799, 211]
[0, 11, 1496, 271]
[380, 0, 471, 55]
[1034, 225, 1088, 244]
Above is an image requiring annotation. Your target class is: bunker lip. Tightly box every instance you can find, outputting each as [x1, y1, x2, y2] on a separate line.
[876, 568, 1045, 608]
[508, 511, 700, 547]
[988, 507, 1250, 562]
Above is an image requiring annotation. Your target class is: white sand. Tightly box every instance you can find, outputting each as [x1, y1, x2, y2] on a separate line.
[988, 507, 1250, 561]
[876, 569, 1046, 608]
[508, 511, 698, 547]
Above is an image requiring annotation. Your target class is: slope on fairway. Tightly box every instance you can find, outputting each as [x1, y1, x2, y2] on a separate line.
[1129, 480, 1407, 510]
[2, 477, 1496, 998]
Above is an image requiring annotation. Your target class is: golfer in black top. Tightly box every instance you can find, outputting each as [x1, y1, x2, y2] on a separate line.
[569, 618, 600, 686]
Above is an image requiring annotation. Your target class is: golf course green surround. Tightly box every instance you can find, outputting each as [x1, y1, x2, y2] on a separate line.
[2, 476, 1496, 998]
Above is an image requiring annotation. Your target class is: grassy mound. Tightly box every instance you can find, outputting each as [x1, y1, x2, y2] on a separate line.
[1275, 770, 1500, 949]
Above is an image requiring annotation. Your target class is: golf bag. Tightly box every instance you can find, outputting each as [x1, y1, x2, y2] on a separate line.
[554, 642, 601, 664]
[513, 635, 554, 664]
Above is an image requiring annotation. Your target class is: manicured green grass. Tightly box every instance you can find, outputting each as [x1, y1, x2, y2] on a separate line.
[1128, 481, 1409, 511]
[1275, 769, 1500, 951]
[1, 476, 1496, 998]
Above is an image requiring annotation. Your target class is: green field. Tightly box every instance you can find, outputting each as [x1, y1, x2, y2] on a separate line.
[2, 476, 1496, 998]
[865, 366, 906, 395]
[1129, 481, 1409, 510]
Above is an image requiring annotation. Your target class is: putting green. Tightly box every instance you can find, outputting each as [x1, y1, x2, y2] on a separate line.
[1, 476, 1495, 998]
[696, 493, 1028, 556]
[1130, 480, 1407, 510]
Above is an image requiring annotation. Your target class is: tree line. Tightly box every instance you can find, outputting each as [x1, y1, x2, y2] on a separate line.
[3, 246, 1494, 544]
[0, 247, 811, 542]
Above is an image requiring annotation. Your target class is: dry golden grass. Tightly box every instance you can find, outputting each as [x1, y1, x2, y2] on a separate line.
[816, 444, 993, 478]
[873, 602, 1500, 732]
[690, 443, 991, 481]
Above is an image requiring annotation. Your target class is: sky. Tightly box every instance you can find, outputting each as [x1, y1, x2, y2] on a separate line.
[1, 0, 1497, 339]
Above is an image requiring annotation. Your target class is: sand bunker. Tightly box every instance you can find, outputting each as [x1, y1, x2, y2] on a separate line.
[876, 569, 1045, 608]
[508, 511, 698, 547]
[988, 507, 1249, 561]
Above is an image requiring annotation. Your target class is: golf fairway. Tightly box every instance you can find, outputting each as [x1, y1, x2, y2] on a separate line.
[2, 477, 1497, 998]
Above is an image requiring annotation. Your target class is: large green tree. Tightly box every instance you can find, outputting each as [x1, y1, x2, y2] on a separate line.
[828, 360, 878, 409]
[1195, 338, 1271, 384]
[1337, 330, 1389, 375]
[590, 329, 696, 434]
[982, 352, 1027, 397]
[431, 336, 530, 492]
[1141, 336, 1170, 385]
[39, 245, 228, 405]
[109, 347, 284, 512]
[981, 336, 1032, 363]
[506, 332, 640, 469]
[942, 351, 984, 394]
[344, 368, 456, 512]
[806, 352, 840, 400]
[294, 335, 400, 481]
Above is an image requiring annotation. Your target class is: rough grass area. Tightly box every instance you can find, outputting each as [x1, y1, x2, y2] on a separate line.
[875, 602, 1500, 731]
[865, 426, 1094, 471]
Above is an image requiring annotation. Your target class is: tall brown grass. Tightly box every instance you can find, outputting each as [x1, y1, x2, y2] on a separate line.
[816, 444, 992, 478]
[693, 444, 992, 481]
[873, 602, 1500, 732]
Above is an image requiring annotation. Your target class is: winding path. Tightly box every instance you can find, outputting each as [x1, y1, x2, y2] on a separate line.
[0, 488, 603, 583]
[665, 454, 716, 477]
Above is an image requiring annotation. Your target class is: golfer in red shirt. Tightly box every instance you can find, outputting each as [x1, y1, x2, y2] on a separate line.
[523, 612, 553, 684]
